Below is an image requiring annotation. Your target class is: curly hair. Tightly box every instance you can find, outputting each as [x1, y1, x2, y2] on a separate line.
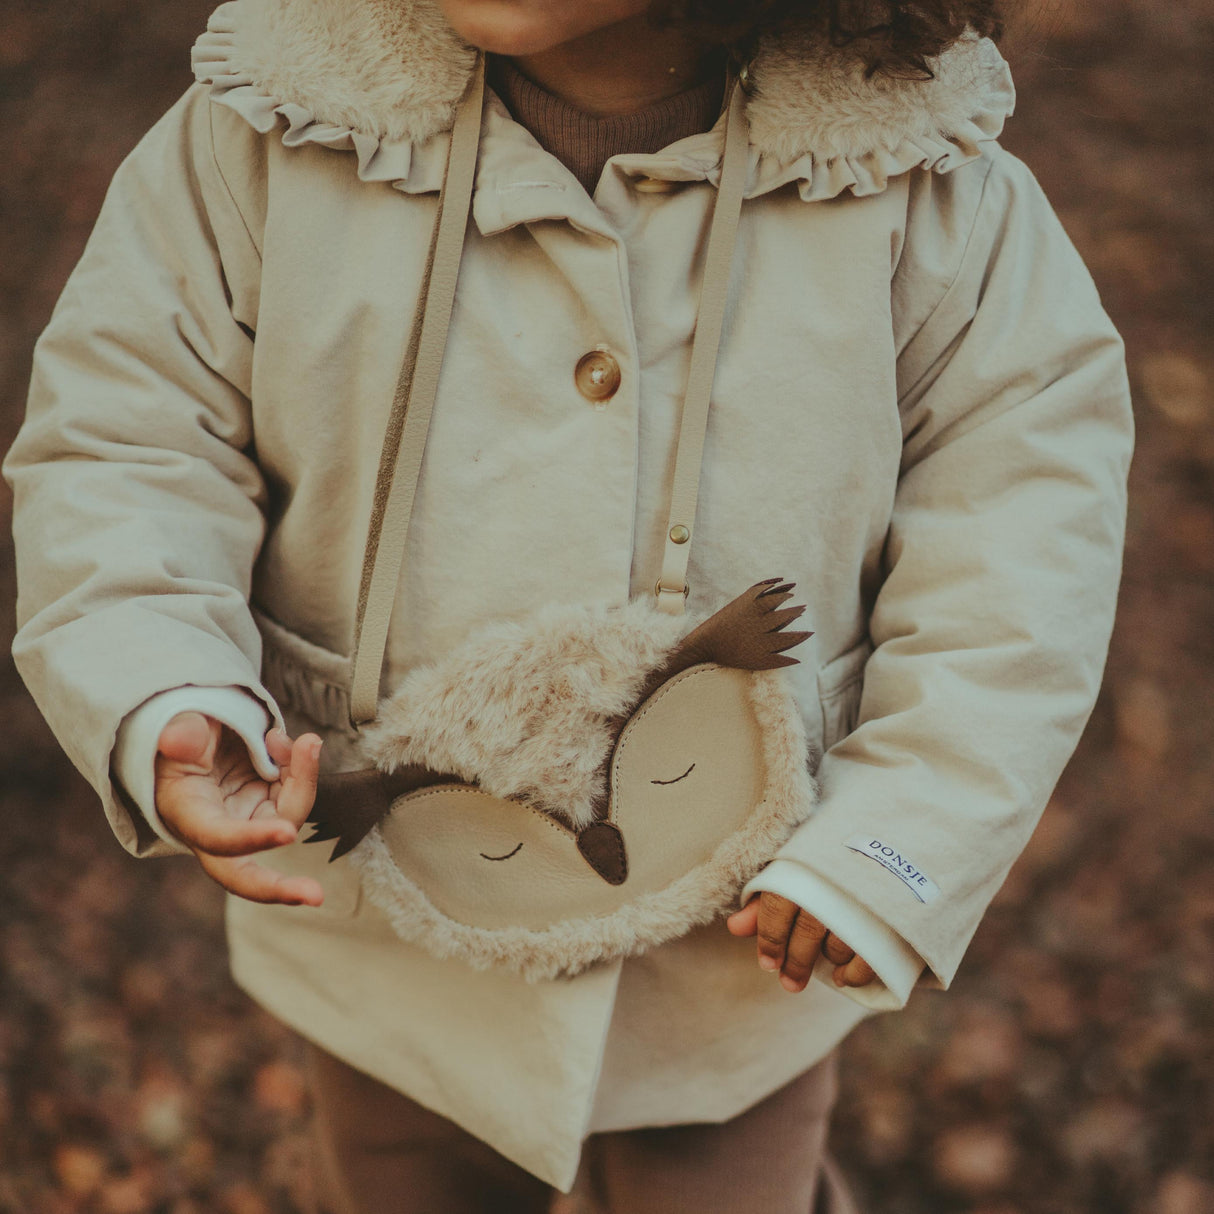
[651, 0, 1005, 78]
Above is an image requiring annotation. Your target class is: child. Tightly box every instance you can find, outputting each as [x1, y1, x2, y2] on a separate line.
[5, 0, 1134, 1210]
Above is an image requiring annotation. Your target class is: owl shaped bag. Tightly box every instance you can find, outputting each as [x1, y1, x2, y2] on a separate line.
[303, 57, 819, 981]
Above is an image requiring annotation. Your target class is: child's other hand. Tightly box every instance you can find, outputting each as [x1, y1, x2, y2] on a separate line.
[726, 893, 876, 993]
[154, 713, 325, 907]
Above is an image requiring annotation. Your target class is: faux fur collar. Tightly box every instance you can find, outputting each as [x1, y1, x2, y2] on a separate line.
[196, 0, 1015, 165]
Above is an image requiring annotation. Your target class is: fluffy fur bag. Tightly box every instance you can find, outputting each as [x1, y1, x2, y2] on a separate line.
[305, 579, 819, 980]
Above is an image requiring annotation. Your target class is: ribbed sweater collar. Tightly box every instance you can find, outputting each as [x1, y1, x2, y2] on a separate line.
[487, 55, 727, 195]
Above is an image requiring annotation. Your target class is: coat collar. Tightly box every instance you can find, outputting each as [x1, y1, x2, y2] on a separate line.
[192, 0, 1015, 200]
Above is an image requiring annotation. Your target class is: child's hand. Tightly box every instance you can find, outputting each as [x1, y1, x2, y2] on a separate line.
[726, 893, 876, 993]
[153, 713, 325, 907]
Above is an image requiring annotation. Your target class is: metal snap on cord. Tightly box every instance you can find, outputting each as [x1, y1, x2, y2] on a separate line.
[655, 579, 691, 599]
[669, 525, 691, 544]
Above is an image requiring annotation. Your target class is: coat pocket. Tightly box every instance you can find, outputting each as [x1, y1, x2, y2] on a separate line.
[252, 605, 356, 737]
[249, 605, 363, 917]
[817, 636, 873, 753]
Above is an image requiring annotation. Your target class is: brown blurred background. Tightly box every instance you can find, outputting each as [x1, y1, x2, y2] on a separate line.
[1, 1, 1211, 1212]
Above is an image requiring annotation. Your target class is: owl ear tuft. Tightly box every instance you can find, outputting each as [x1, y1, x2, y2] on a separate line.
[306, 766, 459, 860]
[672, 578, 812, 673]
[584, 580, 813, 823]
[305, 769, 396, 860]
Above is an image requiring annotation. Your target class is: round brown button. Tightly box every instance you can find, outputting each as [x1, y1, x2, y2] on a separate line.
[574, 349, 622, 403]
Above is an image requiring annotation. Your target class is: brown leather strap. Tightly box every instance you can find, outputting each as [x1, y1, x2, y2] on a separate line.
[349, 56, 486, 725]
[349, 64, 750, 722]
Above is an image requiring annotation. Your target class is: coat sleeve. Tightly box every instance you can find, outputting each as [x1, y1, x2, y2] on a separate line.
[744, 145, 1134, 995]
[4, 83, 279, 859]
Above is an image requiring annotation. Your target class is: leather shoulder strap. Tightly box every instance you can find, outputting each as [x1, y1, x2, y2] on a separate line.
[655, 76, 750, 614]
[348, 64, 750, 723]
[349, 56, 486, 725]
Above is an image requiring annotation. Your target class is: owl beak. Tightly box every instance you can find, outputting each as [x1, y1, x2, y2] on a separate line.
[576, 820, 628, 885]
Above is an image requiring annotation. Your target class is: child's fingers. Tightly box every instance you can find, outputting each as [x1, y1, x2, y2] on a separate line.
[161, 789, 298, 856]
[157, 712, 221, 769]
[833, 955, 877, 989]
[275, 733, 323, 828]
[265, 726, 294, 767]
[755, 893, 799, 973]
[725, 895, 760, 936]
[195, 849, 325, 907]
[779, 911, 830, 992]
[821, 932, 855, 966]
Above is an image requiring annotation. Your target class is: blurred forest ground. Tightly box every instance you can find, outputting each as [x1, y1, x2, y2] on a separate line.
[0, 1, 1211, 1212]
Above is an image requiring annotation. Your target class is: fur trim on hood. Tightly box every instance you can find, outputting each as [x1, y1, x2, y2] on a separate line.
[192, 0, 1016, 193]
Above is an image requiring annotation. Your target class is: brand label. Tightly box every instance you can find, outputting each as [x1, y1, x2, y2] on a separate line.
[846, 835, 941, 904]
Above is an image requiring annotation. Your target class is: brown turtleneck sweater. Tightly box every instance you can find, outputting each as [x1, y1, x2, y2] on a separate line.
[488, 55, 727, 195]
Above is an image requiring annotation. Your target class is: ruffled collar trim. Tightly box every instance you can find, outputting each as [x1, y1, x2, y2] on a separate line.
[191, 0, 1015, 202]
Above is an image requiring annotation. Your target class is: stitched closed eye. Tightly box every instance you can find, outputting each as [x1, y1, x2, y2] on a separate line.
[480, 843, 524, 861]
[650, 763, 695, 786]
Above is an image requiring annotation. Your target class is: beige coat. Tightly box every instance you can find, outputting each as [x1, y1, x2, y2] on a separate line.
[6, 0, 1134, 1190]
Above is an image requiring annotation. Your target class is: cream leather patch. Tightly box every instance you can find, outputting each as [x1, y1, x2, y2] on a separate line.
[846, 835, 941, 904]
[379, 665, 764, 932]
[350, 659, 817, 979]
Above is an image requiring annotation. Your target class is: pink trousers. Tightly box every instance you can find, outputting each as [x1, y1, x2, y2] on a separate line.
[302, 1038, 860, 1214]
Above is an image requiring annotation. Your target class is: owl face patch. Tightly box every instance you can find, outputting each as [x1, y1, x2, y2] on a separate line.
[305, 581, 818, 980]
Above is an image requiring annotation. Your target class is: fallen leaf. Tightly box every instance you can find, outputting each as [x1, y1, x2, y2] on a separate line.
[932, 1125, 1015, 1194]
[253, 1060, 308, 1117]
[1152, 1173, 1214, 1214]
[1139, 352, 1210, 427]
[53, 1143, 107, 1198]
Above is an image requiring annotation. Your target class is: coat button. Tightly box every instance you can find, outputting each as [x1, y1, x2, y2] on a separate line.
[575, 349, 622, 403]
